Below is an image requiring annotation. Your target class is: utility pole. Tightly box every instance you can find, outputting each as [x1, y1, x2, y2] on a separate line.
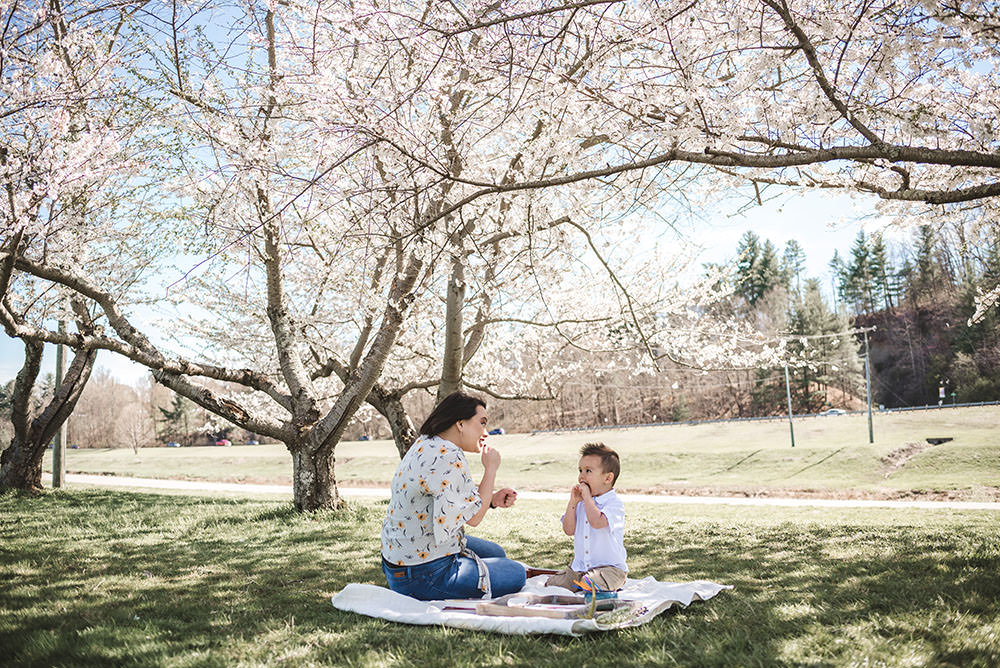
[864, 329, 874, 444]
[784, 364, 795, 448]
[52, 320, 67, 488]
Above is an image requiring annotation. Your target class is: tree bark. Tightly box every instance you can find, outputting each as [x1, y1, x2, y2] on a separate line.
[291, 445, 339, 511]
[438, 255, 466, 402]
[367, 387, 417, 458]
[0, 336, 97, 492]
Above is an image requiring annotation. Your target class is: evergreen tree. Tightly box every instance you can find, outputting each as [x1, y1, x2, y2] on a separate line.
[735, 231, 782, 306]
[750, 367, 785, 415]
[982, 233, 1000, 287]
[869, 232, 894, 311]
[829, 250, 846, 313]
[908, 225, 940, 304]
[785, 279, 859, 412]
[781, 239, 806, 296]
[842, 231, 881, 314]
[158, 393, 193, 445]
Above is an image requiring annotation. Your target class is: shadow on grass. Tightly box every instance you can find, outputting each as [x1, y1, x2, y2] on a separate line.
[2, 490, 998, 667]
[619, 525, 1000, 667]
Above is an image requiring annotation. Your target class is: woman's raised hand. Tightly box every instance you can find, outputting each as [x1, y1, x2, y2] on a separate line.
[481, 444, 501, 471]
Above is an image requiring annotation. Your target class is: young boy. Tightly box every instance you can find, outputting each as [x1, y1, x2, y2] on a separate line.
[546, 443, 628, 592]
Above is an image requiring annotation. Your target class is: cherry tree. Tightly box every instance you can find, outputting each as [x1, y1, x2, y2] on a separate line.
[512, 0, 1000, 308]
[0, 0, 153, 490]
[6, 0, 1000, 510]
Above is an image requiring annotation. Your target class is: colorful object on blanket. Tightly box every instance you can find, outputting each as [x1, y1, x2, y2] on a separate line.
[572, 576, 619, 617]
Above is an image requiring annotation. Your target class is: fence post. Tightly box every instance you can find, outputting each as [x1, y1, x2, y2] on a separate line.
[784, 364, 795, 448]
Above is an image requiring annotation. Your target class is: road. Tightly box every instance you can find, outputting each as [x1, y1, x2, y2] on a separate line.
[43, 473, 1000, 511]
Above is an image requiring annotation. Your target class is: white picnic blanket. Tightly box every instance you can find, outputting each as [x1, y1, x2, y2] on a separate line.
[331, 575, 732, 636]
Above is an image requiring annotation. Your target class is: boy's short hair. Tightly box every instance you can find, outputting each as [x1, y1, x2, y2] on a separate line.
[580, 442, 620, 486]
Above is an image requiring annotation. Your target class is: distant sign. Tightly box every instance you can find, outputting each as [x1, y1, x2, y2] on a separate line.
[939, 386, 946, 399]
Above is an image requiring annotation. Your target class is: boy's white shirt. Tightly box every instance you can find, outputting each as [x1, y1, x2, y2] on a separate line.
[569, 489, 628, 572]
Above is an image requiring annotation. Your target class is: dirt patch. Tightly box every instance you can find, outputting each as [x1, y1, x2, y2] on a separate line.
[879, 441, 931, 478]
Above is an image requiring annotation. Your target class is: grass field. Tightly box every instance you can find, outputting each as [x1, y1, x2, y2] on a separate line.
[47, 405, 1000, 500]
[2, 489, 998, 667]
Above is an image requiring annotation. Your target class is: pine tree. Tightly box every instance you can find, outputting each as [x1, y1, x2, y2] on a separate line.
[158, 393, 193, 445]
[909, 225, 940, 304]
[781, 239, 806, 296]
[787, 279, 863, 412]
[735, 231, 783, 306]
[843, 231, 880, 314]
[829, 250, 846, 313]
[870, 232, 894, 311]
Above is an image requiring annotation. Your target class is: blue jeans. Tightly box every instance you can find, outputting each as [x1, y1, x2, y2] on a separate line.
[381, 536, 526, 600]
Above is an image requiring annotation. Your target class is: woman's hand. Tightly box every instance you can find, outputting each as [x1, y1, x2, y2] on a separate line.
[492, 488, 517, 508]
[481, 444, 501, 472]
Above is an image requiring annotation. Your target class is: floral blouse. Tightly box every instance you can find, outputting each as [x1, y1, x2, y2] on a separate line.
[381, 435, 482, 566]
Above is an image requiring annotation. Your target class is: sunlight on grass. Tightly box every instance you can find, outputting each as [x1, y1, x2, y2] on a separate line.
[2, 489, 999, 666]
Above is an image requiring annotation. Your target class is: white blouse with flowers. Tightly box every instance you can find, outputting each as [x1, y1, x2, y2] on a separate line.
[380, 435, 483, 566]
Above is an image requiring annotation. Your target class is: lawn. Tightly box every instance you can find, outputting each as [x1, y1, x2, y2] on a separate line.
[2, 489, 998, 667]
[47, 405, 1000, 500]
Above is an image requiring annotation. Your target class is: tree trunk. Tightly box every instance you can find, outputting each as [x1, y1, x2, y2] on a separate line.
[291, 446, 340, 511]
[367, 388, 417, 458]
[299, 252, 425, 510]
[438, 255, 466, 402]
[0, 338, 97, 492]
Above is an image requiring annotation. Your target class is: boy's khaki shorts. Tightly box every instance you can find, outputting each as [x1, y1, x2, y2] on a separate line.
[545, 565, 627, 592]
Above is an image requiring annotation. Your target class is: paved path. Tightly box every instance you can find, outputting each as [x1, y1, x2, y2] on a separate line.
[46, 473, 1000, 511]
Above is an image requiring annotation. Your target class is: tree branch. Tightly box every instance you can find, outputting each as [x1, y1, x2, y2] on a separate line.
[463, 381, 555, 402]
[152, 371, 291, 442]
[762, 0, 884, 146]
[4, 254, 294, 411]
[856, 180, 1000, 205]
[434, 0, 625, 38]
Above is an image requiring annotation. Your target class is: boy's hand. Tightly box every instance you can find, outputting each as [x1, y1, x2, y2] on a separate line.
[577, 482, 593, 500]
[569, 484, 583, 504]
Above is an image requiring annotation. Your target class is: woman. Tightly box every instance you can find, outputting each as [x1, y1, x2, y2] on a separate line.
[380, 392, 526, 600]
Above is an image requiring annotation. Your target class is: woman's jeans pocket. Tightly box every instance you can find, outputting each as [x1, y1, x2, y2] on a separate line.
[382, 555, 458, 600]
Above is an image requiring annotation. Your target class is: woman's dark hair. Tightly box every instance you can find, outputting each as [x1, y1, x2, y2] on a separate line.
[419, 392, 486, 436]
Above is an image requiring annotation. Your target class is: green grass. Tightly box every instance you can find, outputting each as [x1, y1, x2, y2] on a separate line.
[47, 405, 1000, 499]
[2, 489, 999, 667]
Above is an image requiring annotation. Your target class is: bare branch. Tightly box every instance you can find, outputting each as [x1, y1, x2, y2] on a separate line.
[4, 254, 294, 411]
[153, 371, 291, 441]
[856, 180, 1000, 205]
[464, 381, 555, 402]
[435, 0, 625, 38]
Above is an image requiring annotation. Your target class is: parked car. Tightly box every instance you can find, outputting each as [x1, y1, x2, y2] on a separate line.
[358, 435, 370, 441]
[488, 427, 505, 435]
[167, 441, 181, 448]
[820, 408, 846, 416]
[248, 439, 259, 445]
[215, 438, 232, 447]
